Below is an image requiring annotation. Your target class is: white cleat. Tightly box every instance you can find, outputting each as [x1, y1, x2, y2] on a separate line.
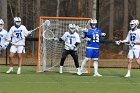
[77, 71, 82, 75]
[17, 67, 21, 75]
[6, 67, 13, 74]
[59, 67, 63, 74]
[76, 68, 82, 75]
[124, 74, 130, 78]
[93, 73, 102, 77]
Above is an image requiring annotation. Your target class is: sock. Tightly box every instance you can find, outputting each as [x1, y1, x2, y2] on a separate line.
[60, 66, 63, 69]
[60, 66, 63, 72]
[127, 70, 131, 75]
[93, 61, 98, 74]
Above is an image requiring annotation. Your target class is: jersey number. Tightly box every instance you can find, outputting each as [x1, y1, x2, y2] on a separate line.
[130, 34, 136, 42]
[92, 34, 99, 42]
[16, 33, 22, 39]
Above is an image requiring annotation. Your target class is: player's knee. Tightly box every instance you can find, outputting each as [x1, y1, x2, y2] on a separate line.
[128, 59, 132, 63]
[85, 57, 90, 61]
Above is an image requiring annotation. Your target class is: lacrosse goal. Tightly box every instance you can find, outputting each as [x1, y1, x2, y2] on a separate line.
[37, 16, 91, 73]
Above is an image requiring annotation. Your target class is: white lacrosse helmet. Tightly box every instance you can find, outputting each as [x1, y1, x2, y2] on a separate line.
[90, 18, 97, 24]
[0, 19, 4, 30]
[130, 19, 139, 29]
[0, 19, 4, 24]
[90, 18, 97, 28]
[14, 17, 21, 22]
[69, 24, 76, 34]
[14, 17, 21, 26]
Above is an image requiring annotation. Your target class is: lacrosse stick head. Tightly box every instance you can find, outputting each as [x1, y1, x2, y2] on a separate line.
[43, 29, 54, 40]
[44, 20, 50, 26]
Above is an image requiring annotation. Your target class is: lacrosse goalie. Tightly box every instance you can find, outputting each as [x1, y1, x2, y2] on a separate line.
[54, 24, 81, 75]
[116, 19, 140, 77]
[78, 18, 106, 76]
[0, 19, 9, 54]
[6, 17, 32, 74]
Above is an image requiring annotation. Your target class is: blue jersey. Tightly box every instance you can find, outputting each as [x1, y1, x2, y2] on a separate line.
[85, 28, 103, 49]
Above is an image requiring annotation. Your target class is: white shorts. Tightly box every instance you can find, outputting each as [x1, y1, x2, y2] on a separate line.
[10, 45, 25, 53]
[128, 48, 140, 59]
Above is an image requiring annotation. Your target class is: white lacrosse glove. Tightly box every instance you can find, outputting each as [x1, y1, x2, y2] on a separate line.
[69, 45, 76, 50]
[53, 37, 59, 41]
[83, 28, 88, 32]
[0, 44, 7, 50]
[102, 33, 106, 36]
[75, 25, 81, 31]
[115, 40, 121, 45]
[129, 42, 135, 47]
[3, 45, 8, 49]
[0, 41, 9, 50]
[85, 37, 91, 41]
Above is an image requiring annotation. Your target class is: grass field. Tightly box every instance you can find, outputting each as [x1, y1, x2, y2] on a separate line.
[0, 66, 140, 93]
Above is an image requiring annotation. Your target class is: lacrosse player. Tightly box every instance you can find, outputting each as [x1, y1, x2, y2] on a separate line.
[118, 19, 140, 77]
[6, 17, 31, 74]
[80, 18, 106, 76]
[0, 19, 9, 53]
[54, 24, 81, 75]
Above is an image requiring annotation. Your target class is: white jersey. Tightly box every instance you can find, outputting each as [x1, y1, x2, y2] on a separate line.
[0, 29, 8, 47]
[61, 32, 81, 51]
[7, 25, 30, 46]
[124, 28, 140, 49]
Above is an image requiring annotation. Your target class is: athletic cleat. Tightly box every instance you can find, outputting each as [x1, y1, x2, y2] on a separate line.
[93, 73, 102, 77]
[77, 71, 82, 75]
[6, 67, 13, 74]
[17, 67, 21, 74]
[124, 74, 130, 77]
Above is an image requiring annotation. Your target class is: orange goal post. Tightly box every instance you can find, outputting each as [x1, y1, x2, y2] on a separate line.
[37, 16, 92, 74]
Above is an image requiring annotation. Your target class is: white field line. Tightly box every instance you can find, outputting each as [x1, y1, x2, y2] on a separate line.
[1, 81, 140, 85]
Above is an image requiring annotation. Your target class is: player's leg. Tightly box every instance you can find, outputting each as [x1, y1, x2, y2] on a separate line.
[70, 51, 81, 75]
[92, 49, 102, 77]
[80, 48, 92, 74]
[17, 53, 22, 74]
[125, 49, 133, 77]
[80, 58, 90, 72]
[135, 49, 140, 68]
[16, 46, 25, 74]
[6, 46, 16, 73]
[59, 49, 69, 73]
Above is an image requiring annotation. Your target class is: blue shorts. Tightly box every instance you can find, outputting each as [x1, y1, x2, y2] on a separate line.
[86, 48, 99, 59]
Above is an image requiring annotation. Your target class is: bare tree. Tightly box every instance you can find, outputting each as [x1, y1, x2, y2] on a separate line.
[0, 0, 7, 30]
[136, 0, 140, 25]
[109, 0, 114, 40]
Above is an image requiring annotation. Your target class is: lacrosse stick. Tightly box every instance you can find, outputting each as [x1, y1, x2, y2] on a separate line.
[30, 20, 50, 33]
[76, 20, 90, 32]
[11, 20, 50, 44]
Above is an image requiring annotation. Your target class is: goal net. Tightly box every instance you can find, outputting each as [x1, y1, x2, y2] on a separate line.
[37, 16, 91, 73]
